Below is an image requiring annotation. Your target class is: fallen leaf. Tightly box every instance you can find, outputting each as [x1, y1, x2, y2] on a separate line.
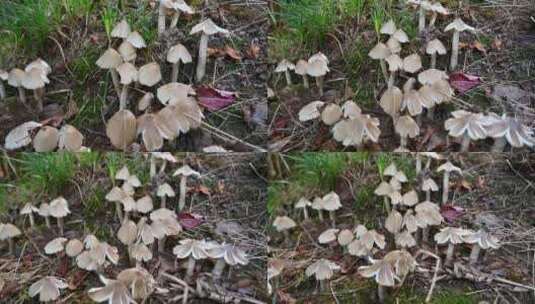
[224, 46, 242, 60]
[458, 179, 472, 191]
[196, 86, 237, 112]
[216, 180, 225, 193]
[492, 38, 503, 50]
[196, 185, 211, 196]
[449, 72, 482, 94]
[246, 40, 261, 59]
[178, 212, 204, 230]
[440, 205, 465, 223]
[471, 41, 487, 54]
[276, 290, 297, 304]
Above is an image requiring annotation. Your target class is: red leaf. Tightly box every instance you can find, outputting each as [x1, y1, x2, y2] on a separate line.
[440, 205, 465, 223]
[178, 212, 204, 230]
[196, 86, 237, 112]
[449, 72, 482, 94]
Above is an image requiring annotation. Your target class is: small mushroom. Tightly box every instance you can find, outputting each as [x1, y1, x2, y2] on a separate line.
[126, 31, 146, 49]
[407, 0, 431, 33]
[275, 60, 295, 87]
[8, 68, 28, 107]
[307, 52, 330, 96]
[118, 41, 137, 62]
[421, 177, 439, 201]
[318, 228, 340, 244]
[445, 18, 476, 71]
[426, 39, 447, 69]
[337, 229, 354, 248]
[403, 54, 423, 75]
[150, 152, 178, 177]
[190, 19, 229, 83]
[311, 197, 325, 221]
[463, 229, 500, 265]
[118, 219, 138, 252]
[434, 227, 472, 266]
[106, 109, 137, 150]
[49, 197, 70, 235]
[150, 208, 182, 253]
[129, 243, 153, 266]
[22, 67, 49, 112]
[395, 115, 420, 150]
[402, 78, 425, 119]
[173, 239, 210, 279]
[380, 86, 403, 122]
[322, 192, 342, 227]
[484, 113, 535, 152]
[385, 209, 403, 235]
[206, 243, 249, 280]
[332, 114, 381, 148]
[321, 104, 343, 126]
[414, 201, 443, 242]
[158, 0, 194, 35]
[138, 62, 162, 88]
[0, 223, 21, 255]
[88, 275, 134, 304]
[374, 181, 397, 213]
[298, 101, 325, 122]
[29, 276, 68, 302]
[44, 237, 68, 255]
[0, 69, 8, 100]
[20, 203, 39, 229]
[167, 44, 192, 83]
[294, 59, 309, 88]
[273, 216, 296, 244]
[294, 197, 312, 220]
[111, 19, 131, 39]
[156, 182, 175, 208]
[445, 110, 488, 152]
[116, 62, 138, 110]
[117, 267, 156, 300]
[436, 161, 462, 204]
[106, 186, 134, 221]
[168, 0, 194, 30]
[395, 230, 417, 248]
[38, 203, 52, 228]
[173, 165, 200, 211]
[96, 48, 123, 98]
[369, 43, 391, 83]
[385, 54, 403, 88]
[305, 259, 340, 292]
[65, 239, 84, 258]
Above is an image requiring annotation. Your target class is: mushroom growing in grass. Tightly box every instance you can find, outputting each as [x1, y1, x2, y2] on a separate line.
[116, 62, 138, 110]
[436, 161, 462, 204]
[295, 59, 309, 88]
[332, 113, 382, 149]
[157, 183, 175, 208]
[426, 39, 447, 69]
[106, 109, 137, 150]
[374, 181, 397, 213]
[207, 243, 249, 280]
[65, 239, 84, 258]
[369, 43, 391, 83]
[318, 228, 340, 244]
[386, 54, 403, 88]
[117, 267, 156, 301]
[96, 48, 123, 98]
[150, 207, 182, 253]
[275, 60, 295, 87]
[190, 19, 230, 83]
[167, 44, 192, 83]
[311, 197, 325, 221]
[0, 223, 21, 255]
[173, 239, 210, 280]
[298, 101, 325, 122]
[129, 243, 153, 267]
[434, 227, 472, 266]
[20, 203, 39, 229]
[414, 201, 443, 242]
[45, 237, 68, 255]
[88, 275, 134, 304]
[380, 86, 403, 123]
[395, 230, 417, 248]
[484, 113, 535, 152]
[322, 192, 342, 227]
[138, 62, 162, 88]
[407, 0, 431, 33]
[395, 115, 420, 151]
[158, 0, 194, 36]
[463, 229, 500, 265]
[421, 177, 439, 201]
[305, 259, 340, 292]
[445, 110, 488, 152]
[8, 68, 28, 107]
[22, 67, 49, 112]
[49, 197, 70, 236]
[295, 197, 312, 220]
[321, 104, 343, 126]
[337, 229, 354, 249]
[273, 216, 296, 245]
[385, 209, 403, 237]
[0, 69, 7, 100]
[117, 219, 138, 263]
[402, 78, 425, 119]
[307, 52, 330, 96]
[173, 165, 200, 211]
[29, 276, 68, 303]
[38, 203, 52, 228]
[445, 18, 476, 71]
[111, 19, 131, 39]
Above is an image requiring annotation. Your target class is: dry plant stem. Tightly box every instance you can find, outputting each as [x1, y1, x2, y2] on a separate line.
[120, 85, 129, 110]
[460, 133, 471, 152]
[442, 172, 450, 205]
[302, 75, 309, 88]
[44, 216, 51, 228]
[57, 217, 64, 235]
[431, 53, 437, 69]
[429, 13, 438, 28]
[380, 60, 389, 83]
[196, 34, 209, 83]
[378, 285, 386, 304]
[8, 239, 14, 255]
[491, 137, 507, 152]
[469, 244, 481, 265]
[171, 62, 181, 83]
[316, 76, 324, 96]
[445, 243, 455, 266]
[450, 30, 460, 71]
[186, 256, 196, 279]
[419, 5, 426, 33]
[115, 201, 123, 221]
[110, 69, 121, 99]
[170, 12, 181, 29]
[179, 175, 187, 211]
[0, 81, 5, 100]
[329, 211, 336, 228]
[212, 259, 226, 280]
[158, 4, 166, 36]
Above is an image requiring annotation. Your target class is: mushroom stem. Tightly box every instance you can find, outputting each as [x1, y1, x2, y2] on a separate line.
[110, 69, 121, 99]
[383, 197, 391, 214]
[319, 280, 327, 292]
[329, 211, 336, 228]
[178, 175, 187, 211]
[115, 201, 123, 221]
[283, 230, 291, 246]
[119, 85, 129, 110]
[302, 75, 309, 88]
[159, 160, 168, 174]
[161, 197, 166, 209]
[380, 60, 389, 84]
[442, 172, 450, 205]
[0, 81, 5, 100]
[388, 72, 396, 89]
[8, 239, 15, 255]
[418, 5, 426, 33]
[44, 216, 51, 228]
[28, 213, 35, 229]
[491, 137, 507, 152]
[34, 89, 43, 112]
[469, 244, 481, 265]
[316, 76, 324, 96]
[170, 11, 181, 29]
[425, 190, 431, 202]
[399, 135, 408, 150]
[460, 133, 471, 152]
[284, 70, 292, 86]
[317, 210, 324, 221]
[416, 154, 422, 175]
[150, 157, 157, 179]
[158, 236, 167, 253]
[158, 4, 166, 36]
[422, 227, 430, 243]
[426, 107, 435, 120]
[212, 258, 226, 280]
[17, 87, 27, 107]
[57, 217, 64, 235]
[195, 33, 209, 83]
[450, 30, 460, 71]
[378, 284, 386, 304]
[445, 243, 455, 266]
[431, 53, 438, 69]
[186, 256, 196, 278]
[303, 208, 309, 220]
[171, 62, 181, 83]
[429, 13, 438, 28]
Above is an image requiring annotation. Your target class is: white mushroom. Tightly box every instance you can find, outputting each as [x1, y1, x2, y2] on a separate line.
[434, 227, 472, 266]
[275, 60, 295, 86]
[88, 275, 134, 304]
[20, 203, 39, 229]
[167, 44, 192, 83]
[294, 59, 309, 88]
[173, 239, 210, 279]
[305, 259, 340, 291]
[322, 191, 342, 227]
[445, 18, 476, 71]
[157, 182, 175, 208]
[307, 52, 330, 96]
[436, 161, 462, 204]
[206, 243, 249, 280]
[0, 69, 8, 100]
[173, 165, 200, 211]
[190, 19, 229, 82]
[49, 197, 70, 235]
[294, 197, 312, 220]
[96, 48, 123, 98]
[0, 223, 21, 255]
[29, 276, 68, 302]
[463, 229, 500, 265]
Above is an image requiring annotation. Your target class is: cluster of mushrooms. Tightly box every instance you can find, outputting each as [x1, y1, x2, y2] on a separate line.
[269, 153, 502, 303]
[2, 59, 86, 152]
[284, 3, 534, 152]
[2, 153, 249, 303]
[275, 52, 330, 96]
[99, 12, 231, 151]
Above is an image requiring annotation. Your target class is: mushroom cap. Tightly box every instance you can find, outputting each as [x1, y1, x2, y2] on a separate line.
[106, 109, 137, 150]
[463, 229, 500, 249]
[395, 115, 420, 138]
[25, 58, 51, 75]
[359, 229, 386, 250]
[402, 87, 425, 116]
[167, 44, 193, 64]
[384, 249, 417, 278]
[402, 210, 419, 233]
[88, 276, 134, 304]
[138, 62, 162, 87]
[322, 192, 342, 211]
[337, 229, 354, 246]
[401, 190, 419, 207]
[21, 203, 39, 215]
[386, 54, 403, 72]
[306, 53, 329, 77]
[149, 208, 177, 221]
[130, 243, 153, 262]
[151, 152, 178, 162]
[374, 181, 395, 196]
[384, 163, 398, 176]
[126, 31, 146, 49]
[445, 110, 488, 140]
[484, 114, 535, 148]
[341, 100, 362, 119]
[117, 267, 156, 300]
[96, 48, 123, 69]
[206, 243, 249, 266]
[115, 166, 141, 187]
[202, 145, 229, 153]
[136, 195, 154, 214]
[445, 18, 475, 33]
[173, 239, 210, 259]
[156, 82, 195, 106]
[7, 68, 26, 87]
[116, 62, 138, 85]
[434, 227, 472, 244]
[418, 69, 448, 85]
[395, 230, 416, 248]
[422, 177, 439, 192]
[311, 197, 325, 211]
[45, 237, 68, 254]
[0, 223, 22, 240]
[49, 197, 70, 218]
[138, 93, 154, 112]
[111, 19, 131, 39]
[380, 86, 403, 118]
[29, 276, 68, 302]
[118, 41, 137, 62]
[157, 100, 203, 135]
[118, 220, 138, 245]
[58, 125, 84, 152]
[295, 197, 312, 209]
[38, 203, 50, 217]
[368, 43, 391, 60]
[430, 2, 449, 14]
[294, 59, 308, 75]
[385, 209, 403, 234]
[137, 113, 170, 151]
[298, 101, 325, 122]
[403, 54, 423, 73]
[426, 39, 447, 55]
[22, 68, 48, 90]
[321, 104, 343, 126]
[65, 239, 84, 257]
[0, 69, 8, 80]
[347, 239, 369, 256]
[33, 126, 60, 152]
[157, 183, 175, 197]
[380, 20, 397, 35]
[386, 37, 402, 54]
[392, 29, 409, 43]
[306, 259, 340, 281]
[173, 164, 200, 177]
[318, 228, 340, 244]
[190, 18, 229, 36]
[358, 258, 396, 287]
[273, 216, 296, 232]
[274, 59, 295, 73]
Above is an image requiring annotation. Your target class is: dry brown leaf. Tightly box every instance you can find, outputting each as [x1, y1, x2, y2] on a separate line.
[246, 40, 261, 59]
[224, 45, 242, 60]
[492, 38, 503, 50]
[471, 41, 487, 54]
